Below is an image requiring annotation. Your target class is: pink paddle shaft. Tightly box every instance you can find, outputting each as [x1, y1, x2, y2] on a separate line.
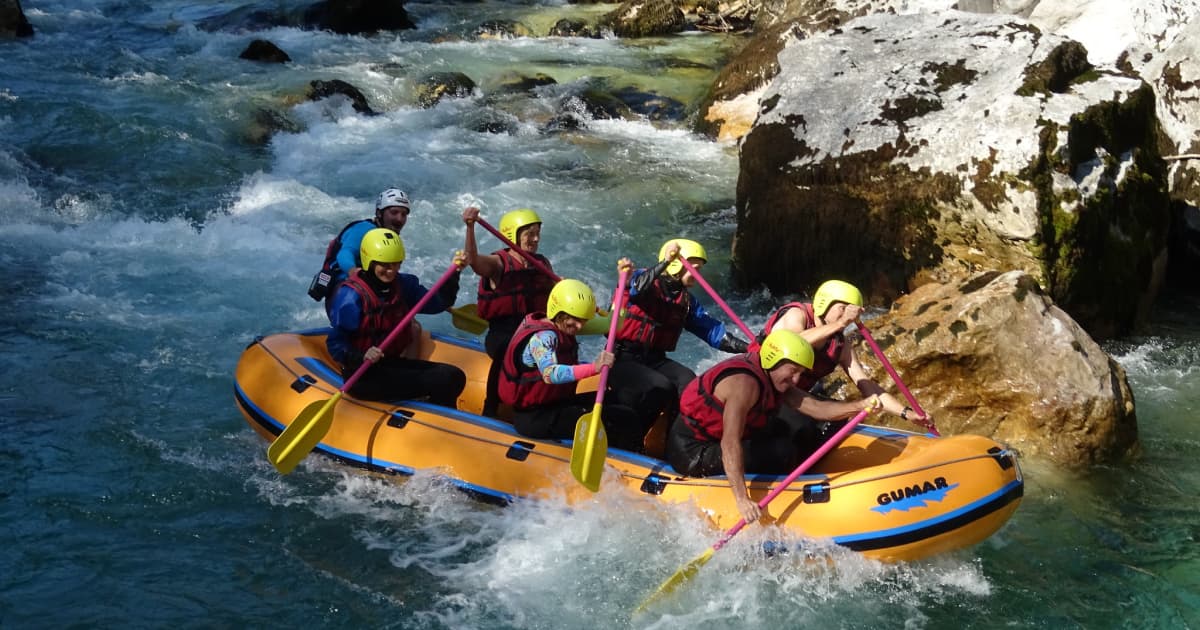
[712, 405, 874, 552]
[342, 262, 461, 392]
[476, 218, 561, 281]
[675, 256, 757, 343]
[592, 268, 630, 406]
[856, 322, 938, 436]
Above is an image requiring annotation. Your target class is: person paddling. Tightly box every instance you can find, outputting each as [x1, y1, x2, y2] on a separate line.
[498, 277, 650, 451]
[462, 206, 557, 417]
[607, 239, 751, 441]
[759, 280, 932, 445]
[326, 228, 466, 406]
[667, 329, 877, 523]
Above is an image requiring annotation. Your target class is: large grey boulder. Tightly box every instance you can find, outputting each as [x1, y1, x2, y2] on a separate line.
[733, 11, 1169, 338]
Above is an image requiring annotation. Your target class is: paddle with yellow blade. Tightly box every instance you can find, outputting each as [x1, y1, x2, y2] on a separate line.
[267, 261, 464, 475]
[636, 400, 880, 612]
[569, 265, 630, 492]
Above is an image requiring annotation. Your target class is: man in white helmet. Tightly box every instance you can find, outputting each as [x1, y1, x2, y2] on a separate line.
[308, 188, 413, 318]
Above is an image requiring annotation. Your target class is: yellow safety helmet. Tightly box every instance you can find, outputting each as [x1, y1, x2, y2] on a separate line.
[498, 208, 542, 244]
[657, 238, 708, 276]
[360, 228, 406, 271]
[759, 329, 815, 371]
[812, 279, 863, 318]
[546, 278, 596, 322]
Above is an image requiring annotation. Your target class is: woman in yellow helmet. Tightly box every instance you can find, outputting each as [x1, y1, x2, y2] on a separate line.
[326, 228, 467, 406]
[606, 239, 751, 436]
[759, 279, 930, 437]
[497, 278, 649, 451]
[669, 329, 877, 523]
[462, 206, 557, 417]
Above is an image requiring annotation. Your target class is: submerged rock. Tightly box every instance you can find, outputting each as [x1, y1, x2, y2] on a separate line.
[239, 39, 291, 63]
[307, 79, 376, 115]
[600, 0, 687, 37]
[414, 72, 477, 109]
[824, 271, 1139, 468]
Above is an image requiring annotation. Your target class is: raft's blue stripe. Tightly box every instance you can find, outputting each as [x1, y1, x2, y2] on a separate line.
[296, 357, 344, 387]
[235, 379, 514, 502]
[832, 478, 1025, 545]
[294, 327, 485, 352]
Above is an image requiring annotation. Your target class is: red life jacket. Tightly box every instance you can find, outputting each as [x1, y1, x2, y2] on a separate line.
[476, 249, 555, 321]
[615, 277, 689, 352]
[762, 302, 845, 391]
[498, 313, 580, 410]
[678, 352, 781, 442]
[342, 272, 414, 355]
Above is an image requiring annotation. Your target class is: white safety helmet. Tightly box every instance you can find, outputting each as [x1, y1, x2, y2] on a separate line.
[376, 188, 411, 211]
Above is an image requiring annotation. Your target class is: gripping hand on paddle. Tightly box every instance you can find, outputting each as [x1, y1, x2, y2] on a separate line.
[452, 249, 468, 269]
[593, 349, 615, 371]
[833, 303, 863, 329]
[618, 257, 634, 273]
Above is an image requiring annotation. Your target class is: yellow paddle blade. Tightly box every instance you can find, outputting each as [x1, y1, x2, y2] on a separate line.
[266, 393, 341, 474]
[636, 547, 715, 613]
[450, 303, 488, 335]
[578, 306, 626, 336]
[569, 406, 608, 492]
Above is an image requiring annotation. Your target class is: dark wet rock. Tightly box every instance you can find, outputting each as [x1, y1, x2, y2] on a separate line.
[823, 271, 1139, 468]
[567, 87, 633, 121]
[600, 0, 686, 38]
[307, 79, 376, 115]
[243, 107, 305, 145]
[612, 86, 686, 121]
[239, 39, 291, 63]
[414, 72, 477, 108]
[493, 73, 558, 95]
[472, 19, 533, 40]
[197, 0, 414, 34]
[466, 109, 520, 134]
[548, 18, 598, 38]
[0, 0, 33, 38]
[303, 0, 414, 34]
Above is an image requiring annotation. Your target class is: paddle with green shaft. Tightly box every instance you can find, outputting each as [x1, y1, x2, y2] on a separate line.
[637, 401, 879, 612]
[569, 266, 630, 492]
[267, 261, 463, 474]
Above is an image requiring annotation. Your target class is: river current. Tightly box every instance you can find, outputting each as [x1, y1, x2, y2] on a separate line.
[1, 2, 1197, 628]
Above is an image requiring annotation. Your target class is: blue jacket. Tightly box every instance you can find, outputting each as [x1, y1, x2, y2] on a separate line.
[326, 271, 458, 365]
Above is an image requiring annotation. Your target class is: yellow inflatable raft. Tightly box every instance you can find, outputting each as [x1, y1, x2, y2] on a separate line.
[234, 328, 1023, 561]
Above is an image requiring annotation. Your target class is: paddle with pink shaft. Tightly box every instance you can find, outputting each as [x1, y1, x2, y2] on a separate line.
[856, 322, 938, 436]
[475, 218, 560, 281]
[675, 255, 757, 344]
[636, 401, 879, 611]
[267, 261, 463, 475]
